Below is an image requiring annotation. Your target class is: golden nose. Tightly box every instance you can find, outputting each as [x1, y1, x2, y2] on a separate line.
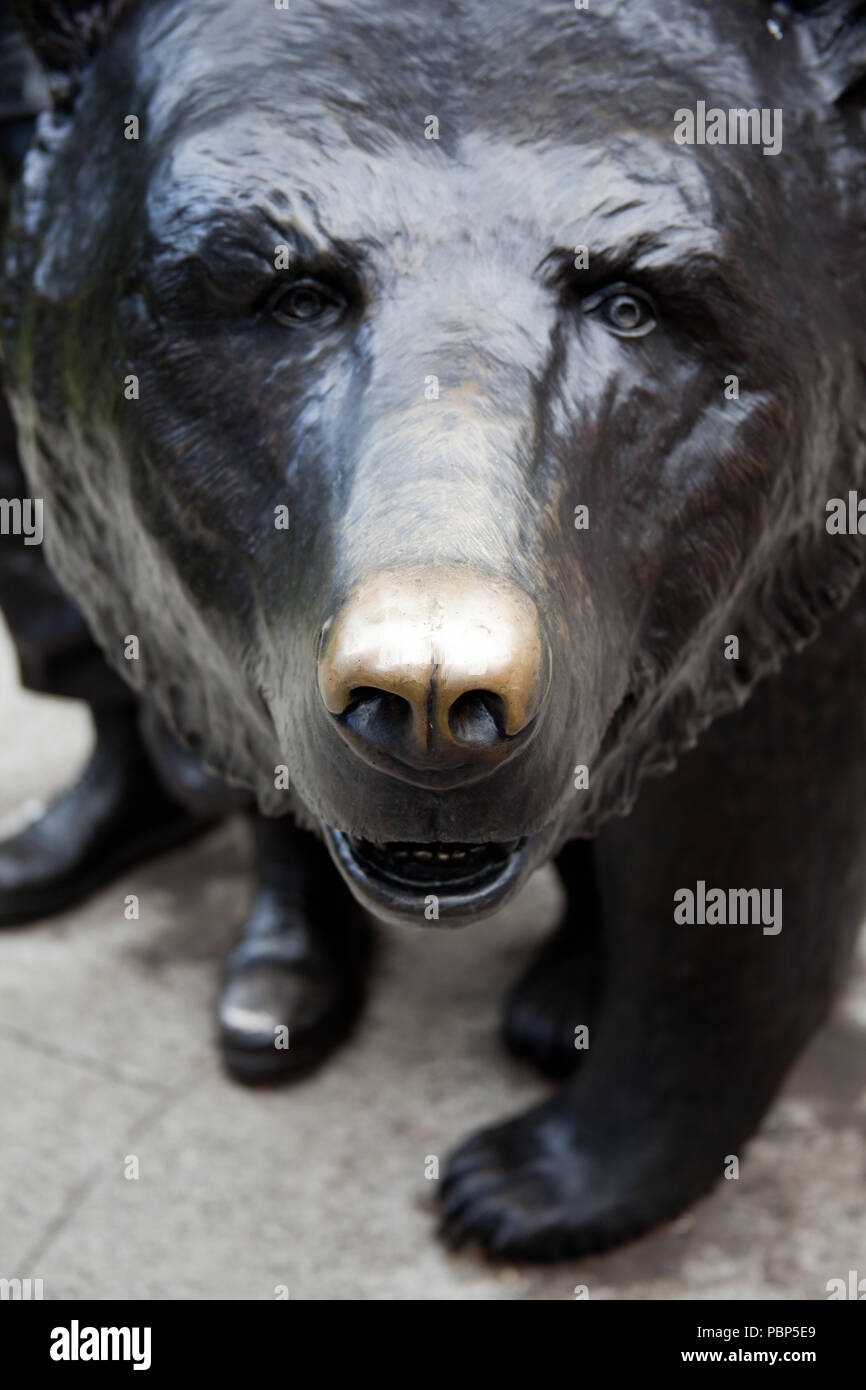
[317, 570, 549, 771]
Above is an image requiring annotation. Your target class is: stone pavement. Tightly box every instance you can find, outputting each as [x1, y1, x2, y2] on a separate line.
[1, 620, 864, 1300]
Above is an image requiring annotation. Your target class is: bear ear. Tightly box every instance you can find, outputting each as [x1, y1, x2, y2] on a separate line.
[777, 2, 866, 108]
[9, 1, 130, 97]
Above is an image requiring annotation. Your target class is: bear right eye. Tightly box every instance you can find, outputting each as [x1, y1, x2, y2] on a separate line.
[582, 283, 657, 339]
[268, 279, 346, 328]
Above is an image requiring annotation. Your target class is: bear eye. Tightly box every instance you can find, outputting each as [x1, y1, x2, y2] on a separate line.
[582, 283, 657, 338]
[269, 279, 345, 327]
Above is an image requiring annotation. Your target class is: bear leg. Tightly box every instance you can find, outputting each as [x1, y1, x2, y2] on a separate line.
[501, 839, 604, 1079]
[218, 815, 373, 1083]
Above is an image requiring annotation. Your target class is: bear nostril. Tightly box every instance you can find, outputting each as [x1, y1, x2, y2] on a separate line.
[343, 687, 413, 749]
[448, 690, 507, 748]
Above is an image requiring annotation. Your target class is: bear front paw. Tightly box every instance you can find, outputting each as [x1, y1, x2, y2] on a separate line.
[439, 1102, 709, 1261]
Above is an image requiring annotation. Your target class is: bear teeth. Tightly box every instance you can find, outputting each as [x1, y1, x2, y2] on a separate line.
[361, 839, 518, 858]
[350, 837, 522, 888]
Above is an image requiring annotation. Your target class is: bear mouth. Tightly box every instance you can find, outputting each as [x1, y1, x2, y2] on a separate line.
[349, 837, 521, 888]
[324, 828, 533, 925]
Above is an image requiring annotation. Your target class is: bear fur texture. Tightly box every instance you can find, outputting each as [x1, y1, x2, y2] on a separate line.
[2, 0, 865, 1258]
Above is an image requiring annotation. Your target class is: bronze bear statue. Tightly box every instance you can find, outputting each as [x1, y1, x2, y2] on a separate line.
[1, 0, 864, 1260]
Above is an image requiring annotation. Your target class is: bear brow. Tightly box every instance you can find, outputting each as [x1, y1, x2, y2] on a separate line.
[150, 205, 362, 280]
[542, 232, 731, 290]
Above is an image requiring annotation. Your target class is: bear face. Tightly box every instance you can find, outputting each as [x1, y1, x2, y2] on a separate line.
[3, 0, 864, 925]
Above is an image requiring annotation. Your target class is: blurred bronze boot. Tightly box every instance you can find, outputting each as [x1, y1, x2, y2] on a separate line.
[218, 816, 372, 1083]
[0, 705, 221, 927]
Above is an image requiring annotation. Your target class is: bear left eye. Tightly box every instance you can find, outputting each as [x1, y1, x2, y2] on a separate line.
[583, 284, 657, 338]
[269, 279, 345, 327]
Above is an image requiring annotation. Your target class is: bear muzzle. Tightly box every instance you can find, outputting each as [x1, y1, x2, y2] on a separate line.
[314, 568, 554, 923]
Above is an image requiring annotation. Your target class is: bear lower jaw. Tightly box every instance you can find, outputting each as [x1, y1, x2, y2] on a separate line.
[324, 826, 537, 926]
